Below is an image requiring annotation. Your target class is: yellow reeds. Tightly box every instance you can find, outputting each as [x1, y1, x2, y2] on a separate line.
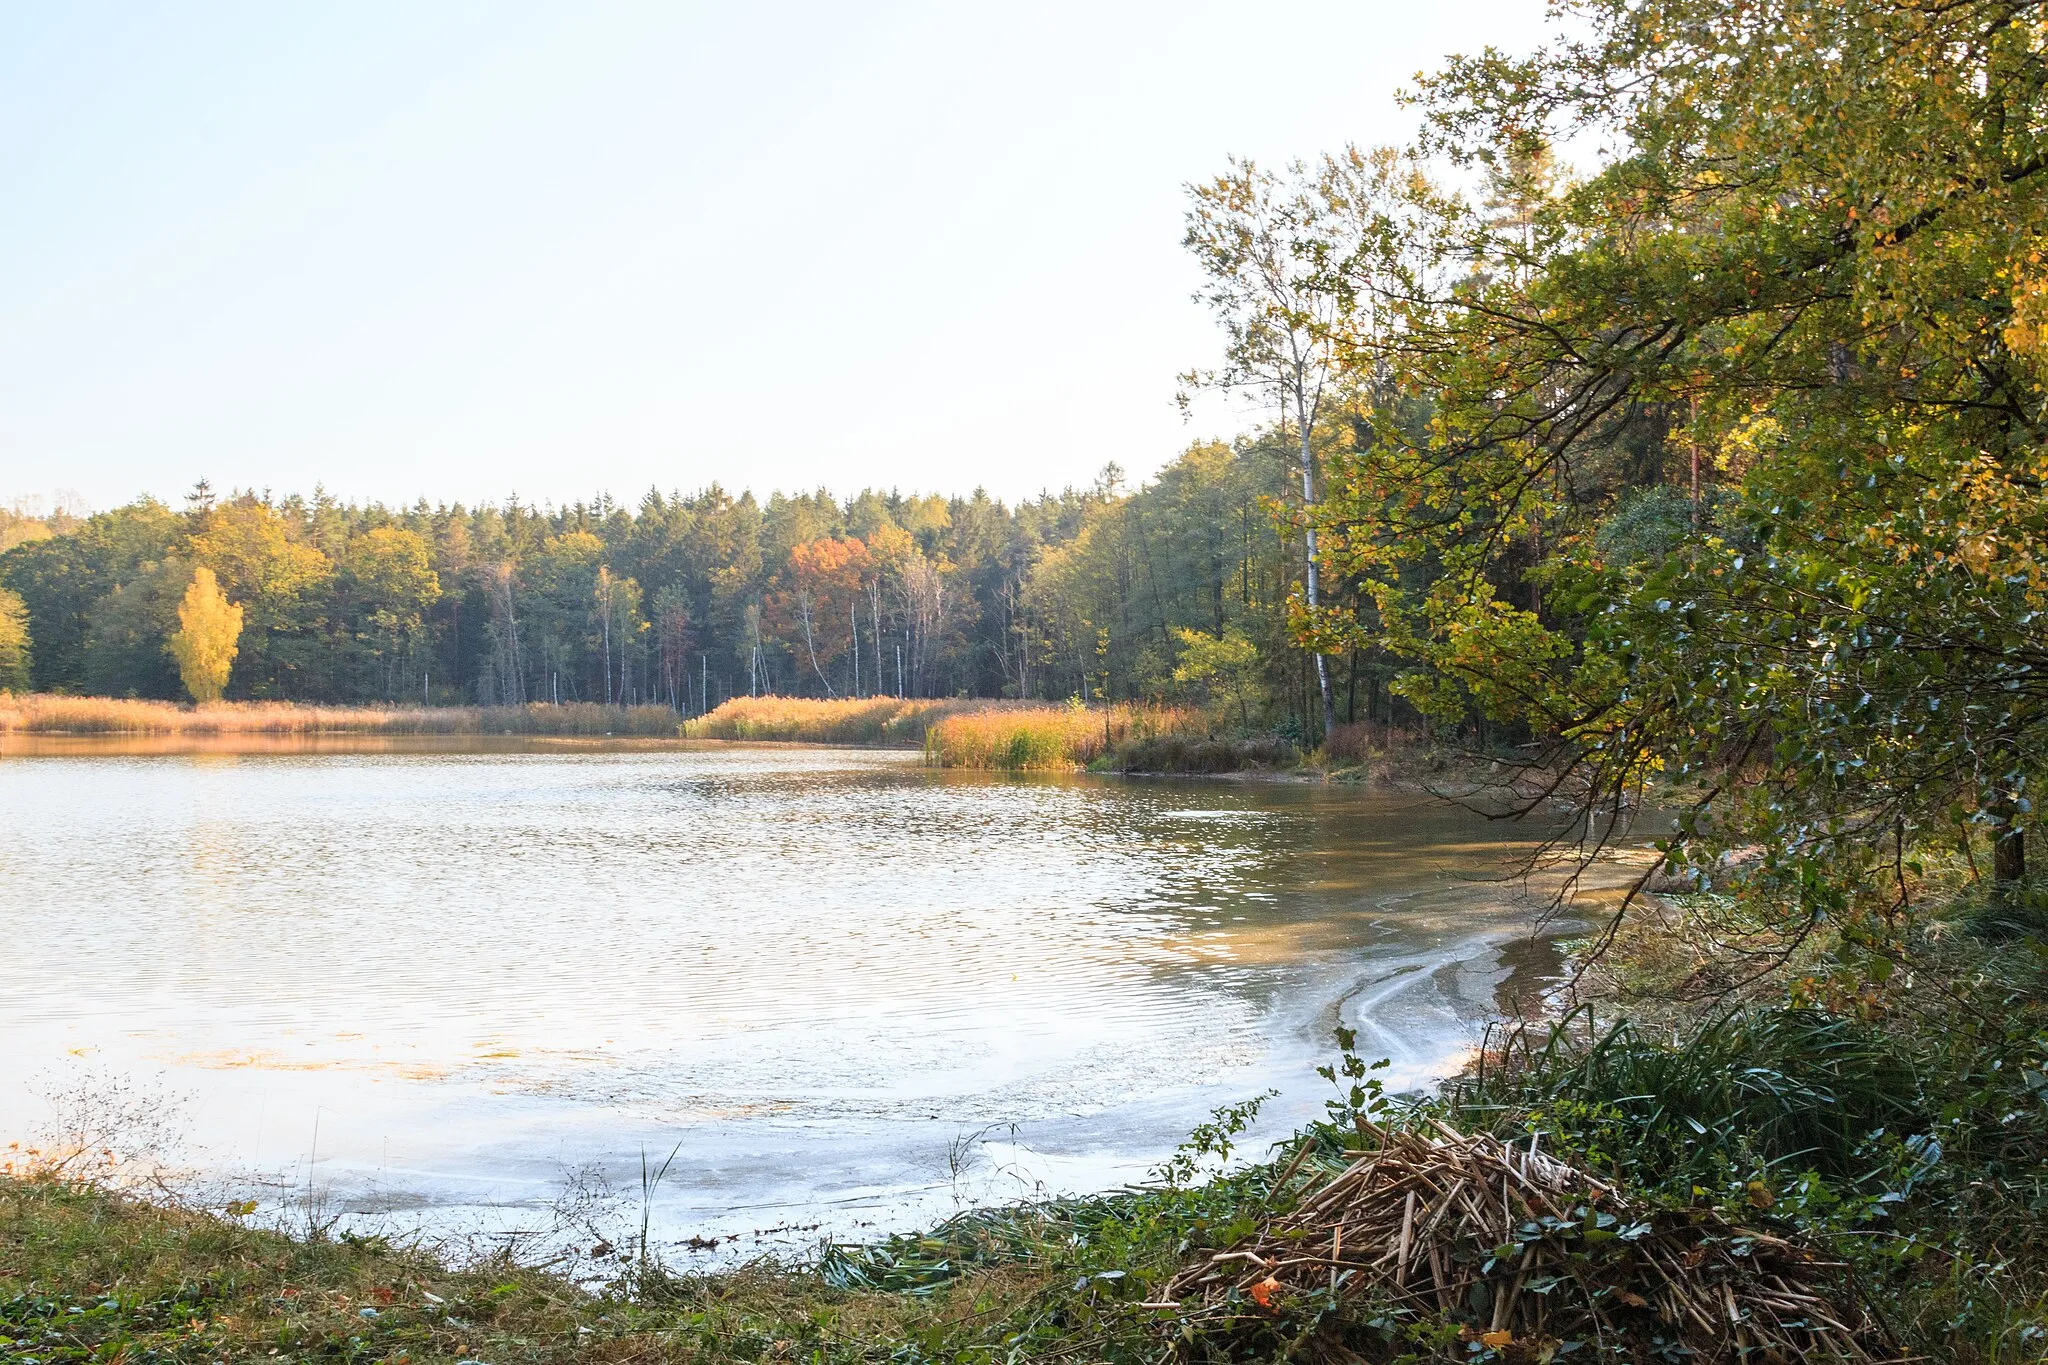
[924, 703, 1204, 770]
[0, 691, 1216, 762]
[682, 696, 1001, 745]
[0, 694, 683, 736]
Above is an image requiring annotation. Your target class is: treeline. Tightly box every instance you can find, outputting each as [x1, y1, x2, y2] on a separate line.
[0, 434, 1395, 735]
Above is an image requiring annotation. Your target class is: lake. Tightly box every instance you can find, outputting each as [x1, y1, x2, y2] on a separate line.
[0, 739, 1572, 1258]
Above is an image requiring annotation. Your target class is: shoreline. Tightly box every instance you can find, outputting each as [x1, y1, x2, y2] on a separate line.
[0, 726, 1478, 796]
[1, 694, 1472, 785]
[15, 864, 2004, 1360]
[0, 744, 1592, 1275]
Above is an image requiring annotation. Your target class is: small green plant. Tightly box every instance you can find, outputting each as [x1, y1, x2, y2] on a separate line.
[1316, 1024, 1394, 1129]
[1152, 1091, 1277, 1188]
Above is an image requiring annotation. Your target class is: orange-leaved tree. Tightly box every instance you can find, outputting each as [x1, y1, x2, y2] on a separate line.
[769, 537, 872, 696]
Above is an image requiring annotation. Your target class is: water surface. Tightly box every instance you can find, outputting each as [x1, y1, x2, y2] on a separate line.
[0, 741, 1565, 1254]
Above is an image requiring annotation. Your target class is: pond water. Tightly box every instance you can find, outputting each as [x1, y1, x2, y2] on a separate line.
[0, 739, 1577, 1258]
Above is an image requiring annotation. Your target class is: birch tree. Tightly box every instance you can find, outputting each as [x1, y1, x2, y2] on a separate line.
[168, 566, 242, 703]
[1183, 160, 1343, 740]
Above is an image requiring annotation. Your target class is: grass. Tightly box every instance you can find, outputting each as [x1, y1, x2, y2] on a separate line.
[0, 1137, 1296, 1365]
[1438, 984, 2048, 1358]
[681, 696, 1004, 745]
[0, 694, 684, 736]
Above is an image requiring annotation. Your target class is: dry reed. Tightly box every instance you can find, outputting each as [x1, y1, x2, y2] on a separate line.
[924, 703, 1204, 770]
[682, 696, 1004, 745]
[1165, 1118, 1893, 1361]
[0, 694, 682, 736]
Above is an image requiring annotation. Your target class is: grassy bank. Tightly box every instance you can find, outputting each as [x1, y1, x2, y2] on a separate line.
[0, 694, 684, 736]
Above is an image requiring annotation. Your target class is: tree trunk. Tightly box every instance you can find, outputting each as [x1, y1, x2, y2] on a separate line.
[1993, 795, 2027, 895]
[1296, 388, 1337, 742]
[1991, 737, 2028, 901]
[1995, 823, 2026, 887]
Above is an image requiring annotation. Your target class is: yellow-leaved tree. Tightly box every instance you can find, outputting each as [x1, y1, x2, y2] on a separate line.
[167, 566, 242, 703]
[0, 587, 30, 692]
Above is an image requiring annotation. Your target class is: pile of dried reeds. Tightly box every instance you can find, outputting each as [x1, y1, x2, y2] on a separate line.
[1162, 1119, 1895, 1361]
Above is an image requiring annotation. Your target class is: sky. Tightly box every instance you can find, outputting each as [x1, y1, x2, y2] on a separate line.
[0, 1, 1558, 515]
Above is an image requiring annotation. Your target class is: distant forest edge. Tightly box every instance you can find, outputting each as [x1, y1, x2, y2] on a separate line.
[0, 434, 1392, 741]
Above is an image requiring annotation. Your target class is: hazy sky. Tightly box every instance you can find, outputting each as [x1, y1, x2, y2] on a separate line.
[2, 2, 1556, 513]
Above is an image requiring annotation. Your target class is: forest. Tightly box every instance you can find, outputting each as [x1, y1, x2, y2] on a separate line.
[0, 432, 1384, 736]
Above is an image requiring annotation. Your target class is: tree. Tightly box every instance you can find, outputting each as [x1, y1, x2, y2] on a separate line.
[335, 527, 441, 698]
[520, 532, 605, 703]
[1304, 0, 2048, 927]
[1173, 627, 1262, 730]
[167, 566, 242, 703]
[1183, 159, 1348, 740]
[188, 498, 331, 697]
[590, 567, 644, 705]
[650, 583, 690, 711]
[770, 537, 871, 696]
[0, 500, 181, 692]
[0, 588, 30, 691]
[82, 558, 189, 699]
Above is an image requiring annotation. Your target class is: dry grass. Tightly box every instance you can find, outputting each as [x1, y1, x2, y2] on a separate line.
[0, 693, 683, 736]
[682, 695, 1008, 745]
[924, 703, 1204, 770]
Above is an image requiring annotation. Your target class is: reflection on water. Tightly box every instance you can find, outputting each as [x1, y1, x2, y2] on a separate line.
[0, 742, 1570, 1250]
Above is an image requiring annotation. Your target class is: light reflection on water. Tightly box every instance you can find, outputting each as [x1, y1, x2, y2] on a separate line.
[0, 742, 1567, 1252]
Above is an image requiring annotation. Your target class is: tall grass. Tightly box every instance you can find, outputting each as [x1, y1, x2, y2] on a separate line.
[0, 693, 682, 736]
[924, 703, 1207, 770]
[1450, 1005, 1924, 1181]
[682, 695, 1006, 745]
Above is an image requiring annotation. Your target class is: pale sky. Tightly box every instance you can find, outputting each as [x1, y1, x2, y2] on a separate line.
[1, 1, 1556, 514]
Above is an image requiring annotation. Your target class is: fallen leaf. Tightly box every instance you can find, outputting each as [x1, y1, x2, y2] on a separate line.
[1480, 1329, 1514, 1348]
[1248, 1276, 1283, 1309]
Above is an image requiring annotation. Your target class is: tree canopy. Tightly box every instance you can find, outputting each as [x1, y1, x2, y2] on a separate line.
[1275, 0, 2048, 917]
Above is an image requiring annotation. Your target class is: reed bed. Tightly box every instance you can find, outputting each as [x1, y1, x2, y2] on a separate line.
[682, 695, 1007, 745]
[0, 694, 682, 736]
[924, 703, 1205, 770]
